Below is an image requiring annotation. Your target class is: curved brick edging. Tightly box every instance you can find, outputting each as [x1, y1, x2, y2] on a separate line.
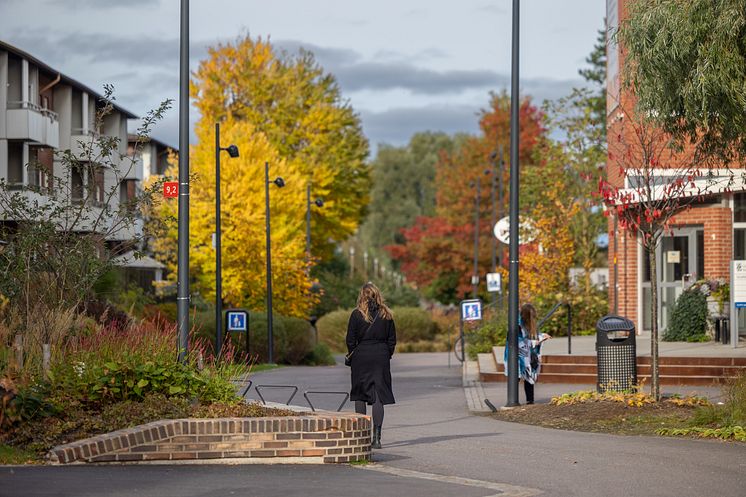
[47, 414, 371, 464]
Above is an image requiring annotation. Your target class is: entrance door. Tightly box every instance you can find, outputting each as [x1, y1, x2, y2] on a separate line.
[641, 227, 703, 332]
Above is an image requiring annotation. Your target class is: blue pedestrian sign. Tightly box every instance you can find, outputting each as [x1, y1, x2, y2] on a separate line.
[460, 299, 482, 321]
[226, 310, 248, 332]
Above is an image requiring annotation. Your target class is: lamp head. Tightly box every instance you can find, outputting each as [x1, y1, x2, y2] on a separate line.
[273, 177, 285, 188]
[314, 198, 324, 208]
[225, 144, 239, 158]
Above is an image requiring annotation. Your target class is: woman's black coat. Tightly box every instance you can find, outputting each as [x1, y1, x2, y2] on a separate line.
[346, 309, 397, 405]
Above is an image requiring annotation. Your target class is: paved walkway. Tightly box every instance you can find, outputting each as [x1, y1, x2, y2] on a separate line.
[241, 353, 745, 497]
[541, 331, 746, 357]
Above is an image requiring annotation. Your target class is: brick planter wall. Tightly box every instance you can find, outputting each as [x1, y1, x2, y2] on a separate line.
[47, 414, 371, 464]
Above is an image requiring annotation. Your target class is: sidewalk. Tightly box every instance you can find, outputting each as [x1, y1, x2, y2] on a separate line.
[541, 331, 746, 357]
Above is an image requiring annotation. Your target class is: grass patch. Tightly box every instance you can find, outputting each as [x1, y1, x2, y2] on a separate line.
[0, 444, 38, 465]
[349, 459, 371, 466]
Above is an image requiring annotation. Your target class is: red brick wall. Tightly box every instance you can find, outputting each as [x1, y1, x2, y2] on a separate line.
[608, 203, 733, 328]
[48, 415, 371, 464]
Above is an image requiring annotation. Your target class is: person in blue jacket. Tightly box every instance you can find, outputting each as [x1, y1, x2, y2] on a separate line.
[504, 303, 552, 404]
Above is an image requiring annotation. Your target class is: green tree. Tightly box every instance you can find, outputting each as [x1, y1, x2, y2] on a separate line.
[620, 0, 746, 164]
[578, 25, 607, 136]
[360, 132, 461, 267]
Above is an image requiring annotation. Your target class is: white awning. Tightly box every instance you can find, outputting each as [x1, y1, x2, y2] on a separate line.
[112, 251, 166, 270]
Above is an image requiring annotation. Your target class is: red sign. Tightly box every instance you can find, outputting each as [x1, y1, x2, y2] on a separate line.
[163, 182, 178, 198]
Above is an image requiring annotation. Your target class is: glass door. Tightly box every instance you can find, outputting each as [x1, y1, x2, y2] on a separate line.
[641, 227, 701, 332]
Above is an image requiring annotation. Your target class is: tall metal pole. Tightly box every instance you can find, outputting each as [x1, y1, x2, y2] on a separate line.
[490, 156, 497, 310]
[506, 0, 520, 407]
[265, 161, 274, 364]
[498, 145, 505, 309]
[176, 0, 190, 363]
[215, 123, 223, 358]
[305, 182, 312, 269]
[473, 177, 480, 298]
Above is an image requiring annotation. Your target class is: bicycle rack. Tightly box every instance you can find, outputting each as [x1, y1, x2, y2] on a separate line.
[240, 380, 253, 398]
[255, 385, 299, 405]
[303, 391, 350, 412]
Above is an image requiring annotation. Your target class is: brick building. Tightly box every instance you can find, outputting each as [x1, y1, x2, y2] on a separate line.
[606, 0, 746, 342]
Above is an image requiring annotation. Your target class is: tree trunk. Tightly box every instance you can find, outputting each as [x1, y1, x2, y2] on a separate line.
[648, 245, 660, 400]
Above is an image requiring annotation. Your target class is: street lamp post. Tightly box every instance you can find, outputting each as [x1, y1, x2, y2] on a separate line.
[305, 183, 324, 269]
[486, 159, 497, 309]
[176, 0, 190, 363]
[497, 145, 505, 308]
[214, 122, 239, 359]
[264, 161, 285, 364]
[506, 0, 521, 407]
[471, 177, 481, 299]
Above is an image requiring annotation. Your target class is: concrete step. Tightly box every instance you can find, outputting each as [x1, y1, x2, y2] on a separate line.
[479, 349, 745, 386]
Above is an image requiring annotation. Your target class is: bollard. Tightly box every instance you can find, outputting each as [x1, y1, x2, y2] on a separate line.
[14, 334, 23, 371]
[43, 344, 51, 379]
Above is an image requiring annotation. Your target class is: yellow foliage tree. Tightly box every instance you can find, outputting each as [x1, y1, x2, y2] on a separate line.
[151, 121, 315, 317]
[518, 187, 576, 302]
[191, 35, 370, 258]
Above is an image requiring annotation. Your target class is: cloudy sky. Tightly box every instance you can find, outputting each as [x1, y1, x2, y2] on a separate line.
[0, 0, 605, 154]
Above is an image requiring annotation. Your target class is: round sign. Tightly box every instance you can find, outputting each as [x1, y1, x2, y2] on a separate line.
[493, 216, 537, 245]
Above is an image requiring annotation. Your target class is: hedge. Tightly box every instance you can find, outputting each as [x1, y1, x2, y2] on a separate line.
[316, 307, 437, 352]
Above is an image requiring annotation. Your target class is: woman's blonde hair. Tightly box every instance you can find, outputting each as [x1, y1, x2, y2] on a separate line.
[356, 282, 393, 322]
[520, 303, 538, 340]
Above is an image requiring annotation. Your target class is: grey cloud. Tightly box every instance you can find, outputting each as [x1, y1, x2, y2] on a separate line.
[336, 63, 504, 95]
[361, 105, 480, 147]
[273, 40, 359, 66]
[5, 29, 212, 68]
[45, 0, 160, 8]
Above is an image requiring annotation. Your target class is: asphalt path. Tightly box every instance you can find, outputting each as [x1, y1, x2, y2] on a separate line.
[3, 352, 745, 497]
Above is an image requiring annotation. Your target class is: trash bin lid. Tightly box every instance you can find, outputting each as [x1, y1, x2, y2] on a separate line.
[596, 315, 635, 332]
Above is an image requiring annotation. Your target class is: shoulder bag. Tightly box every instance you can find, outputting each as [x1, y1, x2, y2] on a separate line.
[345, 312, 378, 367]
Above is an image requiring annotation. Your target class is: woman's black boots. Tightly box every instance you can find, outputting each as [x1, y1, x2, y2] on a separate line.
[372, 426, 382, 449]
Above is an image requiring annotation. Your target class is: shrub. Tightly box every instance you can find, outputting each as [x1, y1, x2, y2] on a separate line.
[465, 315, 507, 360]
[316, 307, 438, 352]
[391, 307, 437, 342]
[316, 309, 350, 353]
[664, 286, 708, 342]
[303, 343, 336, 366]
[282, 316, 314, 365]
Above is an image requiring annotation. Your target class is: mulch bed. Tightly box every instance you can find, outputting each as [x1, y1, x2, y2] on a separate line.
[488, 401, 697, 436]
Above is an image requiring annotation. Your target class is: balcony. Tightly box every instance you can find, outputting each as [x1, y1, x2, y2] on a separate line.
[121, 155, 144, 181]
[5, 101, 60, 148]
[70, 130, 125, 170]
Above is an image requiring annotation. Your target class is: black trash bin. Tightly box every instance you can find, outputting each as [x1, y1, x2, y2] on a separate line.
[595, 315, 636, 392]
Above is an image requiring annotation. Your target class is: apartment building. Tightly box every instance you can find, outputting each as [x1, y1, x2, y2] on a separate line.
[0, 40, 168, 292]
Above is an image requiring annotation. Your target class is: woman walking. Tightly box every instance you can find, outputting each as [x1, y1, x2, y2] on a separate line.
[504, 303, 552, 404]
[346, 283, 396, 449]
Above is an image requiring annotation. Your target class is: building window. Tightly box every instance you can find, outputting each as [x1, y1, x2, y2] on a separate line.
[734, 193, 746, 223]
[71, 166, 84, 202]
[697, 229, 704, 278]
[71, 89, 83, 133]
[92, 166, 105, 206]
[28, 147, 53, 192]
[7, 142, 24, 186]
[7, 55, 22, 104]
[735, 229, 746, 260]
[119, 179, 138, 213]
